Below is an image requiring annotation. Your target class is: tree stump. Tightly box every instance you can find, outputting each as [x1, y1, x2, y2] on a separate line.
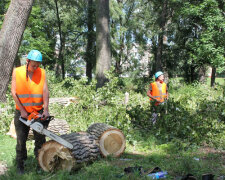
[87, 123, 126, 157]
[6, 118, 70, 140]
[38, 132, 100, 172]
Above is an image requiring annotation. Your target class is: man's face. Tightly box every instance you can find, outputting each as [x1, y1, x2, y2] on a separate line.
[157, 74, 164, 82]
[27, 60, 41, 72]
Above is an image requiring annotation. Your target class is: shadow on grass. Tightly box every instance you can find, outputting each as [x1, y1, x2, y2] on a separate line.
[0, 147, 224, 180]
[0, 155, 55, 180]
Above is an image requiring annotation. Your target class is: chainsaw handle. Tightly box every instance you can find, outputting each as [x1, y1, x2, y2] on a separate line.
[19, 116, 28, 121]
[35, 115, 54, 122]
[44, 115, 54, 121]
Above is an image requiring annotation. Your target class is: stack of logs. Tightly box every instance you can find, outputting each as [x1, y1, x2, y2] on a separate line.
[38, 123, 126, 172]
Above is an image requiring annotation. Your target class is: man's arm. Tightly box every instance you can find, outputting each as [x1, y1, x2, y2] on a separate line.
[11, 69, 28, 119]
[42, 72, 50, 119]
[166, 86, 169, 100]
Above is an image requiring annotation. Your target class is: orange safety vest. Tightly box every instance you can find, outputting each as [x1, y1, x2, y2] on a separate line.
[150, 82, 167, 104]
[15, 65, 45, 113]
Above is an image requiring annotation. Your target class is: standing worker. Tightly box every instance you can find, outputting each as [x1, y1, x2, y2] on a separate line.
[147, 71, 168, 123]
[11, 50, 50, 174]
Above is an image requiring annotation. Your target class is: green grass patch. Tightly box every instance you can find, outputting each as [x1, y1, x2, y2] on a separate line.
[0, 134, 224, 179]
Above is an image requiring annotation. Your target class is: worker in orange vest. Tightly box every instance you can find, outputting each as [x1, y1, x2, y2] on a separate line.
[147, 71, 168, 123]
[11, 50, 50, 174]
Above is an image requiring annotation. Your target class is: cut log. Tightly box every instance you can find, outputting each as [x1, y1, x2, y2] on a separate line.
[49, 97, 78, 106]
[38, 132, 100, 172]
[6, 120, 17, 139]
[87, 123, 126, 157]
[7, 118, 70, 140]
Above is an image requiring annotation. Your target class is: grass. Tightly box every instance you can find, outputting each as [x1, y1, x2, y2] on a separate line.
[0, 134, 224, 180]
[206, 77, 225, 86]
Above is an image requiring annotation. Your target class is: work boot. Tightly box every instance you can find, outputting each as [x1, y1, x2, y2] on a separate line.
[17, 161, 25, 175]
[17, 164, 24, 175]
[36, 164, 42, 174]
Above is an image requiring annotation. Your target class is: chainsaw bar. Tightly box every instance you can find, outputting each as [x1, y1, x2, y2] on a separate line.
[19, 117, 73, 149]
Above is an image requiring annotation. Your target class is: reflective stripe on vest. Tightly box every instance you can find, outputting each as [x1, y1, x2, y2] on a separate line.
[22, 102, 43, 106]
[18, 94, 43, 98]
[150, 82, 167, 103]
[15, 65, 45, 113]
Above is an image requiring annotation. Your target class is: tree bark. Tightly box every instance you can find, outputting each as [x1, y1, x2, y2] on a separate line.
[85, 0, 95, 82]
[0, 0, 33, 102]
[96, 0, 111, 88]
[211, 66, 216, 87]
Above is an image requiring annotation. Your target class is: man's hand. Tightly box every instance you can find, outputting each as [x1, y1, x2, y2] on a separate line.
[21, 110, 28, 119]
[42, 110, 50, 120]
[153, 98, 160, 103]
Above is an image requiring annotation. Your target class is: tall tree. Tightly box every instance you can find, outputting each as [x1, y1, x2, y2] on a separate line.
[85, 0, 95, 82]
[54, 0, 65, 79]
[0, 0, 33, 102]
[96, 0, 111, 88]
[155, 0, 168, 72]
[211, 66, 216, 87]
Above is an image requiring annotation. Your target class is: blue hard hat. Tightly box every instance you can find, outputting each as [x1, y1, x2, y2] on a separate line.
[27, 50, 42, 62]
[155, 71, 163, 79]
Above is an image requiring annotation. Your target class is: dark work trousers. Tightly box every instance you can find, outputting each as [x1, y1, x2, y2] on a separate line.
[14, 109, 49, 166]
[150, 101, 167, 124]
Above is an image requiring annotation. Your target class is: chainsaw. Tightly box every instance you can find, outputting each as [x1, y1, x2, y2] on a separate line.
[19, 111, 73, 149]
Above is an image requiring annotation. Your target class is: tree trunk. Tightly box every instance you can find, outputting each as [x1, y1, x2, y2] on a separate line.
[96, 0, 111, 88]
[38, 132, 100, 172]
[85, 0, 95, 82]
[0, 0, 33, 102]
[190, 64, 195, 83]
[60, 37, 65, 79]
[54, 63, 61, 77]
[87, 123, 126, 157]
[211, 66, 216, 87]
[156, 0, 168, 72]
[156, 33, 163, 71]
[54, 0, 65, 79]
[162, 69, 169, 84]
[14, 55, 21, 67]
[198, 66, 206, 83]
[115, 0, 124, 75]
[115, 34, 124, 75]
